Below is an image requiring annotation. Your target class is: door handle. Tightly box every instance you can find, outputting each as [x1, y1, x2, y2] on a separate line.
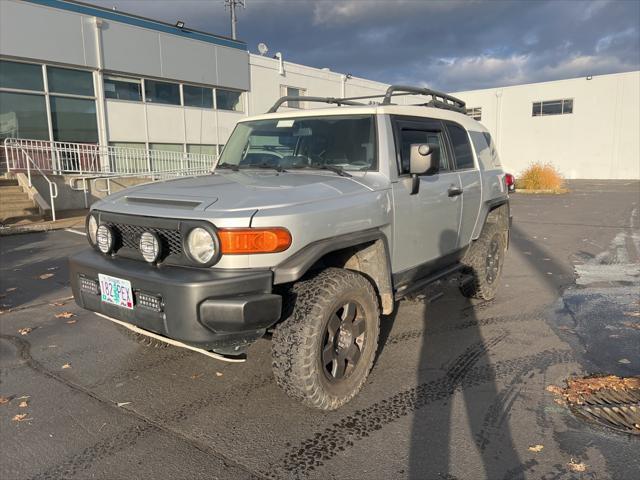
[448, 186, 463, 197]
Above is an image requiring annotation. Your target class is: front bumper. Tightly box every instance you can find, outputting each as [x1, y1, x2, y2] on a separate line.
[69, 249, 282, 353]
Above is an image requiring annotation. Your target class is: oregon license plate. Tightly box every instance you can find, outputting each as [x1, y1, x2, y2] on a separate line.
[98, 274, 134, 309]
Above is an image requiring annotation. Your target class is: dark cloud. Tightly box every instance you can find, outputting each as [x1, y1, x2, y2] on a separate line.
[86, 0, 640, 91]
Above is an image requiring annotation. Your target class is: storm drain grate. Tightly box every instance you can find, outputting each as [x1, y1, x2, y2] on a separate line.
[547, 375, 640, 435]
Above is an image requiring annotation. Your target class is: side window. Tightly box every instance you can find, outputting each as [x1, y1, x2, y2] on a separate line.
[396, 126, 449, 174]
[446, 122, 474, 170]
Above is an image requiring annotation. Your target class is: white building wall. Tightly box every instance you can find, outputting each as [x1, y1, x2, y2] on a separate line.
[453, 71, 640, 179]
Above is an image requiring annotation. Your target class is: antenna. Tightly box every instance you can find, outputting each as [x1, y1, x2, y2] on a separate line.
[224, 0, 245, 40]
[257, 42, 269, 56]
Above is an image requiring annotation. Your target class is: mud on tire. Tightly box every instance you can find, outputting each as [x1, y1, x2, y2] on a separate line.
[271, 268, 380, 410]
[459, 221, 506, 301]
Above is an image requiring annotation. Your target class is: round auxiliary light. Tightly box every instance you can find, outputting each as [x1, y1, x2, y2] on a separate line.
[186, 227, 216, 264]
[87, 214, 98, 245]
[96, 224, 114, 254]
[139, 231, 161, 263]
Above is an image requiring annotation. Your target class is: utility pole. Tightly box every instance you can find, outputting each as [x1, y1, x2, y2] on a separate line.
[224, 0, 245, 40]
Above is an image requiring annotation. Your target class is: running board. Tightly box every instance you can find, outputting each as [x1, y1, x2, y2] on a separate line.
[394, 264, 463, 300]
[95, 313, 246, 363]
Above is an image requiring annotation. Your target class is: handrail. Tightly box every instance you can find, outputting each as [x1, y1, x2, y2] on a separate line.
[6, 140, 59, 221]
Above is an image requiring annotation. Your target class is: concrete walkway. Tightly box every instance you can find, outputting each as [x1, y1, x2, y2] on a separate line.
[0, 209, 87, 236]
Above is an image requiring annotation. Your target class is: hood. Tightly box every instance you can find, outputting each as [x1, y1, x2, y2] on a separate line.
[99, 171, 373, 214]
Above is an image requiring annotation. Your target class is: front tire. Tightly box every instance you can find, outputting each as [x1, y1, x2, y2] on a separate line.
[271, 268, 380, 410]
[459, 222, 506, 300]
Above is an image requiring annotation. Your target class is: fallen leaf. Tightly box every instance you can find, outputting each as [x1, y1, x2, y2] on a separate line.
[47, 267, 59, 271]
[622, 321, 640, 330]
[618, 358, 631, 364]
[18, 327, 32, 336]
[12, 413, 29, 422]
[0, 396, 10, 405]
[66, 320, 77, 324]
[546, 385, 563, 395]
[190, 373, 204, 380]
[528, 444, 544, 452]
[61, 363, 71, 369]
[623, 311, 640, 317]
[117, 402, 131, 407]
[6, 287, 17, 292]
[18, 400, 28, 408]
[38, 273, 54, 280]
[215, 372, 223, 377]
[49, 302, 65, 307]
[55, 311, 75, 319]
[567, 460, 587, 473]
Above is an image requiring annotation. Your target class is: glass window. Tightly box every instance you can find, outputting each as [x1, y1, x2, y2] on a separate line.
[397, 129, 449, 174]
[532, 102, 542, 116]
[562, 99, 573, 114]
[186, 144, 216, 156]
[216, 89, 243, 111]
[104, 76, 142, 101]
[219, 115, 376, 171]
[183, 85, 213, 108]
[0, 92, 48, 139]
[465, 107, 482, 121]
[47, 66, 94, 96]
[446, 122, 474, 169]
[285, 86, 304, 109]
[144, 80, 180, 105]
[149, 143, 183, 152]
[50, 97, 98, 143]
[541, 100, 563, 116]
[0, 60, 44, 91]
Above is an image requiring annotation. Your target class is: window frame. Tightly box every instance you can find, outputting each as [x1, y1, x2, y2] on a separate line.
[390, 115, 454, 177]
[281, 85, 306, 109]
[215, 88, 244, 112]
[465, 107, 482, 121]
[144, 79, 181, 106]
[182, 84, 214, 109]
[532, 98, 574, 117]
[103, 75, 143, 102]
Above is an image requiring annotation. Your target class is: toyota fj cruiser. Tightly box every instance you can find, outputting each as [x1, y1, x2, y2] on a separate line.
[70, 85, 510, 410]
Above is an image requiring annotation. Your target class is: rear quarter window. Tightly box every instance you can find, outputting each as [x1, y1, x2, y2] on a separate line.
[469, 131, 493, 170]
[446, 122, 474, 169]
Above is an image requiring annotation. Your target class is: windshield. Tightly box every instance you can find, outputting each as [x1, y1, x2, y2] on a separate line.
[217, 115, 377, 172]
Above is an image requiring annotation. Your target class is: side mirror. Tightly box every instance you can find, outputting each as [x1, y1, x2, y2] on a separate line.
[409, 143, 440, 194]
[409, 144, 439, 176]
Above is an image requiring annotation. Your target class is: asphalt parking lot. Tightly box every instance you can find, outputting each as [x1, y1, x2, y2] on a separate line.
[1, 180, 638, 480]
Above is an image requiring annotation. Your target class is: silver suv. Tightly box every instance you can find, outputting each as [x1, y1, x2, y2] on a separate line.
[70, 86, 511, 410]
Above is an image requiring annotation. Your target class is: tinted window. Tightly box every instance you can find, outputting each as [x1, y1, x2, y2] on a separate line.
[47, 67, 94, 96]
[183, 85, 213, 108]
[145, 80, 180, 105]
[541, 100, 562, 115]
[446, 123, 474, 169]
[0, 60, 43, 91]
[104, 76, 142, 101]
[216, 89, 243, 111]
[397, 128, 449, 174]
[50, 97, 98, 142]
[0, 91, 48, 139]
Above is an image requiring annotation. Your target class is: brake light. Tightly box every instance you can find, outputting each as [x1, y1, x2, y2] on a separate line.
[218, 228, 292, 254]
[504, 173, 515, 187]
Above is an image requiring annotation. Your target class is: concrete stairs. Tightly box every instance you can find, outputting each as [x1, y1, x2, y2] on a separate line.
[0, 178, 42, 223]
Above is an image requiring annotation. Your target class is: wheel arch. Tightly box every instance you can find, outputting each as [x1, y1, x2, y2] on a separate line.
[273, 229, 394, 314]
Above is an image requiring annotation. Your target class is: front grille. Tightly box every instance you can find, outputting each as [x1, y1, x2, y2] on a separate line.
[107, 222, 183, 256]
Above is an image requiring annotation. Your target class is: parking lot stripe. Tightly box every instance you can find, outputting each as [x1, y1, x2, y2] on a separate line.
[64, 228, 86, 236]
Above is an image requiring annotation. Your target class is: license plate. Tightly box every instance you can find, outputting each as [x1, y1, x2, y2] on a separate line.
[98, 274, 134, 309]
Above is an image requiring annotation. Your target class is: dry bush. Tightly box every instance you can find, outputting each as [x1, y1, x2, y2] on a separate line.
[517, 163, 565, 191]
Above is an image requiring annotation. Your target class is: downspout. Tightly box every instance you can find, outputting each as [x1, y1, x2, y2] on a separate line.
[93, 17, 109, 170]
[275, 52, 284, 76]
[341, 74, 346, 97]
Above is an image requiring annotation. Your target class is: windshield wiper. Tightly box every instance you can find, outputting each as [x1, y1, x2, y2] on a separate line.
[315, 164, 352, 177]
[216, 162, 239, 171]
[238, 163, 286, 173]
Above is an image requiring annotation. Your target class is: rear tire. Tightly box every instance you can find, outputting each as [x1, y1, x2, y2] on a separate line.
[271, 268, 380, 410]
[459, 222, 506, 300]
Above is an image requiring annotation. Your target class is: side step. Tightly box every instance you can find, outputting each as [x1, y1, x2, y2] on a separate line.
[394, 264, 464, 300]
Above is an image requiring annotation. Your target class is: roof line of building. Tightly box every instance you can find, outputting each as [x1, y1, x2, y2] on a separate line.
[25, 0, 247, 51]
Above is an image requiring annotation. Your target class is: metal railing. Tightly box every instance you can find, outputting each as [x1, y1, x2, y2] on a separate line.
[3, 138, 217, 177]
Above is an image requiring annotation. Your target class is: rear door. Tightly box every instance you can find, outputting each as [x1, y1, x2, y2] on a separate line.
[390, 116, 462, 282]
[444, 121, 482, 249]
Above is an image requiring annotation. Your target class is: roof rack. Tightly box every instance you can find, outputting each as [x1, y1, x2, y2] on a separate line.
[267, 84, 467, 114]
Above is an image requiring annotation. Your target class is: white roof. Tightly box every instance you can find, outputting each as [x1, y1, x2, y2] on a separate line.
[242, 104, 487, 132]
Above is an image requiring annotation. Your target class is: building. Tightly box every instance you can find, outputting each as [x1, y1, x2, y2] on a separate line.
[1, 0, 638, 183]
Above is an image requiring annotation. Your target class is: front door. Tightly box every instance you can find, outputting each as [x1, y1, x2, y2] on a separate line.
[390, 116, 462, 285]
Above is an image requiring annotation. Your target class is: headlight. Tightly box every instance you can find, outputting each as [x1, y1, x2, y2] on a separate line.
[96, 224, 114, 254]
[186, 227, 216, 264]
[87, 214, 98, 245]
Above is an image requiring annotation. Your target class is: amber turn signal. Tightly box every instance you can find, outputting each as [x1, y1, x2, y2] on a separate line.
[218, 228, 292, 254]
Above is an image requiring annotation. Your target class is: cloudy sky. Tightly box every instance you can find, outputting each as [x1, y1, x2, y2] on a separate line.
[87, 0, 640, 91]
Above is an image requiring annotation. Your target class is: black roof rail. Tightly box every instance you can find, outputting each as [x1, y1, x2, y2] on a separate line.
[266, 85, 467, 114]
